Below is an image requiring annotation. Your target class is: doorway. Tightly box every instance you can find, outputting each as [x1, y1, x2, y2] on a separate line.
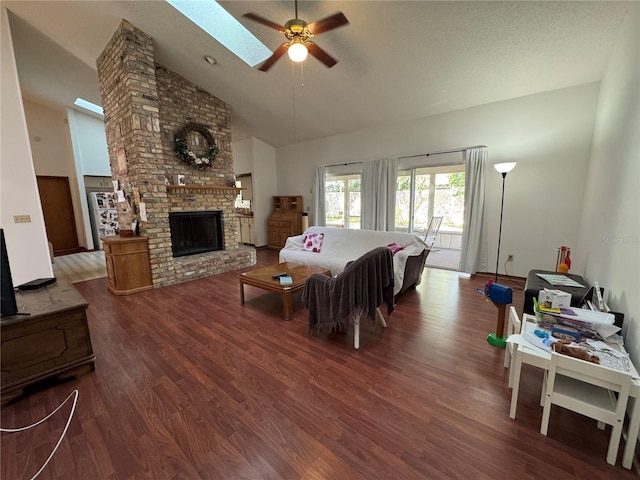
[36, 176, 80, 256]
[395, 164, 465, 270]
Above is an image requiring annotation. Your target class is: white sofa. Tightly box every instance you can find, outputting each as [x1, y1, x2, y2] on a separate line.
[279, 226, 428, 296]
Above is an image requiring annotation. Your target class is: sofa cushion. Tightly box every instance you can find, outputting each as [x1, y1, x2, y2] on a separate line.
[387, 242, 405, 255]
[302, 232, 324, 253]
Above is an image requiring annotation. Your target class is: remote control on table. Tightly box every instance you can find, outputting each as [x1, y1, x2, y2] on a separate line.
[272, 272, 287, 279]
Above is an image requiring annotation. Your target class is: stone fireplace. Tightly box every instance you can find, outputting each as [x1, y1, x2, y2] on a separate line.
[96, 20, 256, 288]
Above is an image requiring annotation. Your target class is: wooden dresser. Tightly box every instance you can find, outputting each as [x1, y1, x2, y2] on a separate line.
[103, 235, 153, 295]
[1, 279, 95, 405]
[267, 196, 303, 248]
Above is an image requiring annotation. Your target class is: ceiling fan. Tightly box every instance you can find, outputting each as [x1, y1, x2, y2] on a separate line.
[243, 0, 349, 72]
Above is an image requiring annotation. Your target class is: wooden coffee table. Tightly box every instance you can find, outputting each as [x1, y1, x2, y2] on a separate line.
[240, 262, 331, 320]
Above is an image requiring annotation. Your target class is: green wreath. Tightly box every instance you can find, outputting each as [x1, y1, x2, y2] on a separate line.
[174, 122, 218, 170]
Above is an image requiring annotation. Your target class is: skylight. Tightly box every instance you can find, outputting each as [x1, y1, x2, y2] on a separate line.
[74, 98, 104, 115]
[166, 0, 272, 67]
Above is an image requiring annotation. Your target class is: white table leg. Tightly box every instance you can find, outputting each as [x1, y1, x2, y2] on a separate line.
[623, 396, 640, 469]
[505, 345, 511, 370]
[376, 307, 387, 328]
[510, 351, 523, 420]
[540, 372, 547, 407]
[508, 346, 517, 388]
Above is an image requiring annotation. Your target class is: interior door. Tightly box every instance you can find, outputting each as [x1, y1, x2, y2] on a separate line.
[36, 176, 80, 256]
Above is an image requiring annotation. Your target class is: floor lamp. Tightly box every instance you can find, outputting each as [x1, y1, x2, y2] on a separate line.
[494, 162, 516, 283]
[486, 162, 516, 349]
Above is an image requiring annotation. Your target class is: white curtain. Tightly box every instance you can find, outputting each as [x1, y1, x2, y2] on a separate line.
[459, 147, 488, 274]
[312, 166, 326, 227]
[361, 158, 397, 231]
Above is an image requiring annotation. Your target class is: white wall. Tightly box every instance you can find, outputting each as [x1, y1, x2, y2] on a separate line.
[233, 138, 253, 175]
[68, 108, 109, 176]
[22, 99, 89, 248]
[577, 5, 640, 367]
[0, 8, 53, 285]
[251, 138, 277, 247]
[232, 137, 277, 247]
[67, 108, 111, 250]
[277, 83, 600, 278]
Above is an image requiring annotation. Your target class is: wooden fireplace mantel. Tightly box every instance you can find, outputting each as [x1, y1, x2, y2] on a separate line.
[166, 185, 244, 192]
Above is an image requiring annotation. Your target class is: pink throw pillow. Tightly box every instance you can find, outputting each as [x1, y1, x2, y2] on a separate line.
[302, 233, 324, 253]
[387, 242, 405, 256]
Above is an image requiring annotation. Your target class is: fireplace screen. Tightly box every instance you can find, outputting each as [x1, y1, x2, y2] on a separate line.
[169, 211, 223, 257]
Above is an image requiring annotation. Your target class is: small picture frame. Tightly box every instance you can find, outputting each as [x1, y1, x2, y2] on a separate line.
[173, 175, 186, 186]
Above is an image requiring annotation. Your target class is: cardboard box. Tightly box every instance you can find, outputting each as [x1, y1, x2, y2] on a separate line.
[538, 289, 571, 309]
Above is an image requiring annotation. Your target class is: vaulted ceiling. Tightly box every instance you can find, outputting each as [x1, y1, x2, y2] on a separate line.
[4, 1, 630, 147]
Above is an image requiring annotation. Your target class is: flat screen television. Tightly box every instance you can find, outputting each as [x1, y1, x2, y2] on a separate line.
[1, 228, 18, 317]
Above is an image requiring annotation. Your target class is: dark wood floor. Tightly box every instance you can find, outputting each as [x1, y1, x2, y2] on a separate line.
[1, 249, 635, 479]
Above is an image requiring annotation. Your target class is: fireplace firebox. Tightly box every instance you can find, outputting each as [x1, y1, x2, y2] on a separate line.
[169, 211, 223, 257]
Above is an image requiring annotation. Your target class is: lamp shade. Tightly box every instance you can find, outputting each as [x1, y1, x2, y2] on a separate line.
[288, 39, 308, 62]
[494, 162, 517, 174]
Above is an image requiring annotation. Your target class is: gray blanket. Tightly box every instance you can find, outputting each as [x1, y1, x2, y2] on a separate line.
[301, 247, 395, 332]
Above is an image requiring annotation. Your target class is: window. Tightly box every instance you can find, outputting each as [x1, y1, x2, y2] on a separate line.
[395, 165, 465, 236]
[325, 174, 361, 229]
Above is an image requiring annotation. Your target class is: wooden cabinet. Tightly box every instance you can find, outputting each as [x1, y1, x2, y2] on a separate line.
[267, 196, 303, 249]
[1, 279, 95, 405]
[103, 236, 153, 295]
[83, 175, 112, 188]
[240, 217, 255, 245]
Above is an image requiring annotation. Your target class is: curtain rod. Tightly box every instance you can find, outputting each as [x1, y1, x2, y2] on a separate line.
[324, 145, 487, 167]
[398, 145, 487, 160]
[324, 160, 364, 168]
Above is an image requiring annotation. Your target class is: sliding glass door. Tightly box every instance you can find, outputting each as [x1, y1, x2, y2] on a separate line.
[395, 164, 465, 246]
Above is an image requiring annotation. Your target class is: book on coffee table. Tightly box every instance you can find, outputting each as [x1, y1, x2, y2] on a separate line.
[279, 276, 293, 285]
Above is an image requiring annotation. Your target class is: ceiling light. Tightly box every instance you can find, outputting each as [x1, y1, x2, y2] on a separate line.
[203, 55, 217, 65]
[166, 0, 271, 67]
[73, 98, 103, 115]
[288, 38, 308, 62]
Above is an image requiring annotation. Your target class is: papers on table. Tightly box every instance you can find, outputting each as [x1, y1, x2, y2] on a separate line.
[522, 332, 555, 352]
[511, 321, 631, 373]
[536, 273, 586, 288]
[585, 339, 631, 372]
[534, 303, 618, 340]
[551, 307, 614, 325]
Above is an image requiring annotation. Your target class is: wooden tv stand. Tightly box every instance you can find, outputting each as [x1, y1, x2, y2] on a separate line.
[1, 279, 95, 405]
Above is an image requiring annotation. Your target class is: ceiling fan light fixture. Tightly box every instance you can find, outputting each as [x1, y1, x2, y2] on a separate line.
[288, 38, 308, 62]
[244, 2, 348, 71]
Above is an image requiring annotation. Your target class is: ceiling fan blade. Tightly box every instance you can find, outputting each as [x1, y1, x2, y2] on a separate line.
[307, 42, 338, 68]
[307, 12, 349, 35]
[243, 12, 285, 32]
[258, 43, 288, 72]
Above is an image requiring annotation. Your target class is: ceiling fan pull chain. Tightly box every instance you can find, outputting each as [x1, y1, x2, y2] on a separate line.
[291, 61, 297, 142]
